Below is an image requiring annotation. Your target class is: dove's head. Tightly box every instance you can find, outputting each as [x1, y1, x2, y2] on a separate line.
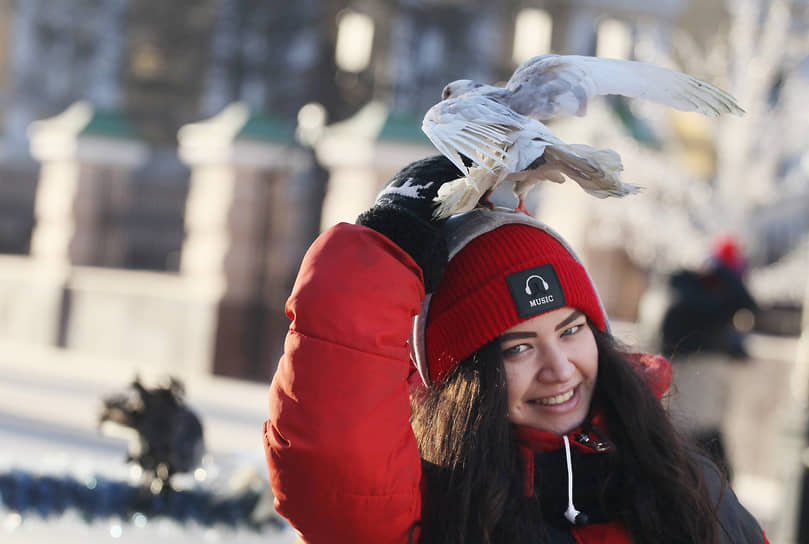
[441, 79, 495, 100]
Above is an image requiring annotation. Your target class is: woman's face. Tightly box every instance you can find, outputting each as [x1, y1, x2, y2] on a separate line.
[498, 306, 598, 435]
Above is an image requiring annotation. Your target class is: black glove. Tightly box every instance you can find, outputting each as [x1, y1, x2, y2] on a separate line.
[356, 155, 465, 293]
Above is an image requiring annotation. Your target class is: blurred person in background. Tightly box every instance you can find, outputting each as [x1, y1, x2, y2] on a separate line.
[662, 235, 757, 358]
[263, 157, 766, 543]
[660, 234, 758, 478]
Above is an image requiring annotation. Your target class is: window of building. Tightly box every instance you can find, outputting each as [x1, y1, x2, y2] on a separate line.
[596, 18, 632, 60]
[335, 10, 375, 73]
[513, 8, 552, 65]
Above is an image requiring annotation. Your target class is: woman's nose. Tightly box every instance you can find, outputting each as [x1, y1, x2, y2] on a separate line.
[536, 344, 575, 382]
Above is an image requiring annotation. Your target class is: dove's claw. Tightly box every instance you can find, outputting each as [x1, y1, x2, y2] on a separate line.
[480, 190, 496, 209]
[513, 196, 534, 217]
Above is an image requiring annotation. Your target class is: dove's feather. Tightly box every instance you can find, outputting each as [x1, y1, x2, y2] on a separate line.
[543, 144, 637, 198]
[505, 54, 745, 120]
[507, 142, 636, 202]
[433, 169, 489, 219]
[426, 97, 568, 218]
[427, 95, 637, 217]
[423, 96, 563, 171]
[422, 96, 521, 178]
[431, 122, 634, 218]
[423, 54, 742, 217]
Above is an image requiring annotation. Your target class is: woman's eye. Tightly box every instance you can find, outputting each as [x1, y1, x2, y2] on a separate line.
[503, 344, 529, 357]
[561, 324, 583, 337]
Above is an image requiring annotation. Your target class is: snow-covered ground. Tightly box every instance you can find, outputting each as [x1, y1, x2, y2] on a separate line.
[3, 515, 297, 544]
[0, 340, 298, 543]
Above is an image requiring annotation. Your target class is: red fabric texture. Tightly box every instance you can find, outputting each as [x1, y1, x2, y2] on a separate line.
[571, 522, 632, 543]
[515, 416, 610, 455]
[712, 234, 746, 273]
[265, 223, 425, 543]
[426, 223, 606, 383]
[625, 352, 673, 400]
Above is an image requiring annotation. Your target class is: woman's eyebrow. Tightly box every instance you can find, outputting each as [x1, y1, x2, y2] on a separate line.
[555, 310, 584, 331]
[497, 310, 586, 342]
[497, 331, 536, 342]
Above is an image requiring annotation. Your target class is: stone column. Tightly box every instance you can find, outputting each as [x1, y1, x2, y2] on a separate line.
[178, 102, 308, 378]
[28, 102, 147, 268]
[316, 102, 435, 230]
[14, 102, 146, 346]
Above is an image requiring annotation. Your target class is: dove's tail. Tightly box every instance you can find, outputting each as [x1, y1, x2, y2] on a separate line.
[544, 143, 640, 198]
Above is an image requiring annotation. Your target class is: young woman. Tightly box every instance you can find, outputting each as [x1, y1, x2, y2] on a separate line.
[263, 156, 767, 543]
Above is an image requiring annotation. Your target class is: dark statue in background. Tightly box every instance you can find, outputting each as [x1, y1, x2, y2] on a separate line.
[0, 377, 273, 527]
[99, 376, 205, 492]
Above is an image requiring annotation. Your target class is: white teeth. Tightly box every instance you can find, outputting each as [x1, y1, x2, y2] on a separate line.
[535, 389, 574, 406]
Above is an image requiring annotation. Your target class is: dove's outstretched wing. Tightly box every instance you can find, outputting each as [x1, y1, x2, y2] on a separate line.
[422, 95, 562, 178]
[421, 96, 517, 181]
[505, 54, 746, 120]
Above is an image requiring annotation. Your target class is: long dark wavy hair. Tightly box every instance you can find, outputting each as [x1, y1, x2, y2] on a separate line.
[409, 323, 724, 543]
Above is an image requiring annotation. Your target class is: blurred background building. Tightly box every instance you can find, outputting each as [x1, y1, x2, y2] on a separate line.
[0, 0, 808, 539]
[0, 0, 805, 382]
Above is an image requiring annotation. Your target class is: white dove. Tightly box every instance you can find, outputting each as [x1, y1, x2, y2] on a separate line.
[422, 54, 745, 219]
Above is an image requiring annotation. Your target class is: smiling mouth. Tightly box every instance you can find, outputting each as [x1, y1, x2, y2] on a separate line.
[532, 389, 574, 406]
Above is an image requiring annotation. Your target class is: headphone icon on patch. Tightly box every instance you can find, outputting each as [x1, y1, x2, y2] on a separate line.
[524, 275, 550, 296]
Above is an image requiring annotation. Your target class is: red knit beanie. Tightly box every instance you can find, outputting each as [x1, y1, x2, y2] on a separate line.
[411, 210, 608, 385]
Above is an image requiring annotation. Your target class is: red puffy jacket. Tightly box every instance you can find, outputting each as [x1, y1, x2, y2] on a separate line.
[264, 223, 768, 544]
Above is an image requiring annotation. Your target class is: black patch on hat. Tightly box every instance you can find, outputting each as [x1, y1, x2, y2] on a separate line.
[506, 264, 566, 319]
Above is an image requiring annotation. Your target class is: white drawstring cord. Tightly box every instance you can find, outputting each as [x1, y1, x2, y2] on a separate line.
[562, 435, 583, 525]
